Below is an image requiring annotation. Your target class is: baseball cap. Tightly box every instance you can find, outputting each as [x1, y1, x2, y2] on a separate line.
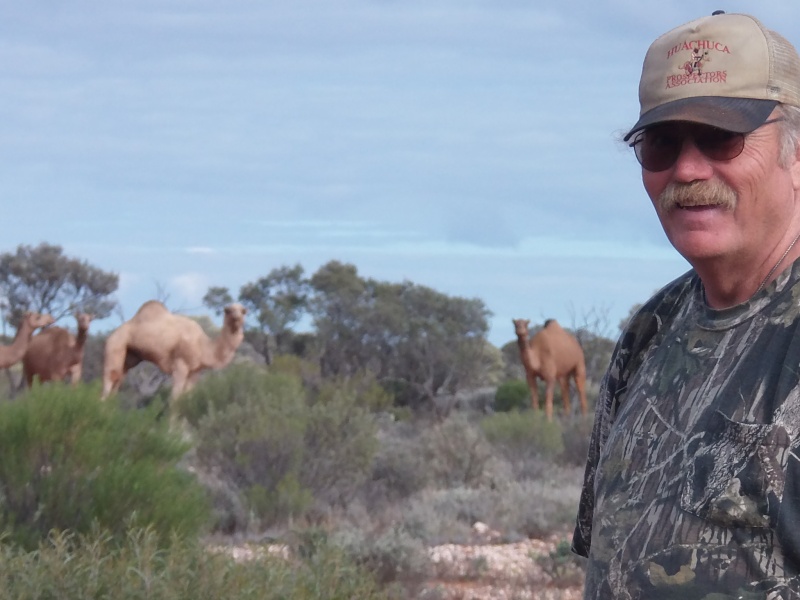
[624, 11, 800, 141]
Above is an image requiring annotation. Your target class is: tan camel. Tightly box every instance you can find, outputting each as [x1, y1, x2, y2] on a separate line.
[512, 318, 588, 421]
[22, 312, 94, 387]
[0, 311, 55, 369]
[101, 300, 247, 405]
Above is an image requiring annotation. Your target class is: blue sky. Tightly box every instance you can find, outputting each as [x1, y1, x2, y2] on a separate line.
[3, 1, 798, 347]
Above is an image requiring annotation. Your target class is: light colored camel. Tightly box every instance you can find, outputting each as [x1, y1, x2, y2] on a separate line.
[0, 311, 55, 369]
[101, 300, 247, 406]
[512, 318, 588, 421]
[22, 312, 94, 387]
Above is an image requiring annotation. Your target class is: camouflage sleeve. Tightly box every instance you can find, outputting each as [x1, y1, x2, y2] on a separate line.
[571, 270, 696, 558]
[572, 366, 616, 557]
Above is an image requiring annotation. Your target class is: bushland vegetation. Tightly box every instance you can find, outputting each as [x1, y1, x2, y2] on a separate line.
[0, 243, 625, 597]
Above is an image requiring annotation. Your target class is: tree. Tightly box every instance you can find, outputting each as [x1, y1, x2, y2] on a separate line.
[308, 261, 369, 377]
[204, 266, 310, 365]
[0, 243, 118, 327]
[308, 261, 493, 411]
[202, 286, 234, 316]
[239, 264, 309, 364]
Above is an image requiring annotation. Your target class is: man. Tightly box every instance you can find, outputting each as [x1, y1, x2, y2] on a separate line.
[573, 11, 800, 599]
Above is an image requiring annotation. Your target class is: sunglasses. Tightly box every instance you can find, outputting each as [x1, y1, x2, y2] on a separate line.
[629, 118, 784, 172]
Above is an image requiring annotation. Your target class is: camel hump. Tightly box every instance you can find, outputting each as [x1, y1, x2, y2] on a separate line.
[133, 300, 170, 320]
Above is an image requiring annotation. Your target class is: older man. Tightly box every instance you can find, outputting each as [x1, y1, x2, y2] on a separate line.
[573, 12, 800, 599]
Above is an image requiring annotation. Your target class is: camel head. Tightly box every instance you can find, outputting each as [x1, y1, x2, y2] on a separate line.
[512, 318, 530, 338]
[75, 312, 95, 332]
[223, 303, 247, 333]
[26, 311, 55, 330]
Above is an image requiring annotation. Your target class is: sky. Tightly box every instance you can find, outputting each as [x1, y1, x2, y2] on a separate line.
[3, 1, 799, 347]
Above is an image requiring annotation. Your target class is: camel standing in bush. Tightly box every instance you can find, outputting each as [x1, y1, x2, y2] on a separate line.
[22, 312, 94, 387]
[512, 318, 588, 421]
[101, 300, 247, 406]
[0, 311, 55, 369]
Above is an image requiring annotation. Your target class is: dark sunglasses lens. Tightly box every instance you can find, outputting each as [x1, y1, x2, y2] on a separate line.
[634, 130, 680, 172]
[695, 128, 745, 161]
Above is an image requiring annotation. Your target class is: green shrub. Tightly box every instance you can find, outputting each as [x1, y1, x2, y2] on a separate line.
[560, 413, 595, 467]
[300, 395, 378, 506]
[182, 364, 378, 531]
[0, 526, 392, 600]
[332, 524, 431, 586]
[493, 379, 530, 412]
[0, 384, 209, 550]
[480, 409, 564, 463]
[419, 414, 494, 488]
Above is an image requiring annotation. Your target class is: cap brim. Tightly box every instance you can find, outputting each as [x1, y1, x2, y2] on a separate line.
[623, 97, 779, 141]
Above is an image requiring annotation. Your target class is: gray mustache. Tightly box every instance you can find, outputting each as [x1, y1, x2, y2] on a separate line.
[658, 180, 737, 212]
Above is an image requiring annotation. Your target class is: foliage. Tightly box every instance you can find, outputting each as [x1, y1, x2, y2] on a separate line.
[493, 379, 530, 412]
[418, 414, 494, 489]
[332, 524, 431, 586]
[560, 414, 595, 467]
[0, 527, 391, 600]
[205, 265, 310, 364]
[180, 364, 378, 531]
[480, 410, 565, 467]
[397, 470, 582, 544]
[0, 242, 118, 326]
[0, 384, 209, 550]
[534, 538, 587, 588]
[201, 286, 234, 315]
[308, 260, 493, 410]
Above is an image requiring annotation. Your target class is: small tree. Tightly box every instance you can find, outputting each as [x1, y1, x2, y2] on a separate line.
[0, 243, 118, 326]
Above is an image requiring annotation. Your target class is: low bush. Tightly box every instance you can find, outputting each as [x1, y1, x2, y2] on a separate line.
[181, 364, 378, 532]
[0, 526, 392, 600]
[419, 414, 494, 489]
[397, 469, 583, 544]
[493, 379, 530, 412]
[560, 413, 594, 466]
[0, 384, 209, 550]
[480, 409, 564, 475]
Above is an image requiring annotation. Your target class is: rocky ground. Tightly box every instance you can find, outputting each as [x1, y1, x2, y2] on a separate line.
[216, 527, 585, 600]
[422, 530, 584, 600]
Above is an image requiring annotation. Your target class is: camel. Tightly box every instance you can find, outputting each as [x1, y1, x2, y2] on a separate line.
[512, 318, 588, 422]
[0, 311, 55, 369]
[100, 300, 248, 408]
[22, 312, 94, 387]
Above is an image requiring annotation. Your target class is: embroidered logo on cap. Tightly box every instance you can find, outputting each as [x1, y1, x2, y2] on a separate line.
[666, 41, 730, 89]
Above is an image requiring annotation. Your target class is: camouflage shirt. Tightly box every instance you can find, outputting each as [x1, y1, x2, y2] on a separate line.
[573, 259, 800, 600]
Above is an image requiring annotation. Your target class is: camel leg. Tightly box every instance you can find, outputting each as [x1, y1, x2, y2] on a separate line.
[575, 369, 588, 416]
[170, 364, 189, 400]
[68, 363, 82, 386]
[558, 376, 571, 416]
[543, 379, 555, 422]
[526, 372, 539, 411]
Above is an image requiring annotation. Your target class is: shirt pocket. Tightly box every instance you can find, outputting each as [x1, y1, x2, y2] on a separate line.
[680, 411, 791, 530]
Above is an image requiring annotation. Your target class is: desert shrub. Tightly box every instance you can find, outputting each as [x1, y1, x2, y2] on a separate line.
[368, 434, 430, 504]
[0, 384, 209, 550]
[419, 414, 494, 489]
[560, 413, 594, 466]
[299, 395, 378, 506]
[314, 372, 393, 413]
[535, 538, 587, 588]
[398, 467, 583, 544]
[182, 364, 378, 531]
[480, 409, 564, 471]
[332, 524, 431, 587]
[0, 526, 391, 600]
[493, 379, 530, 412]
